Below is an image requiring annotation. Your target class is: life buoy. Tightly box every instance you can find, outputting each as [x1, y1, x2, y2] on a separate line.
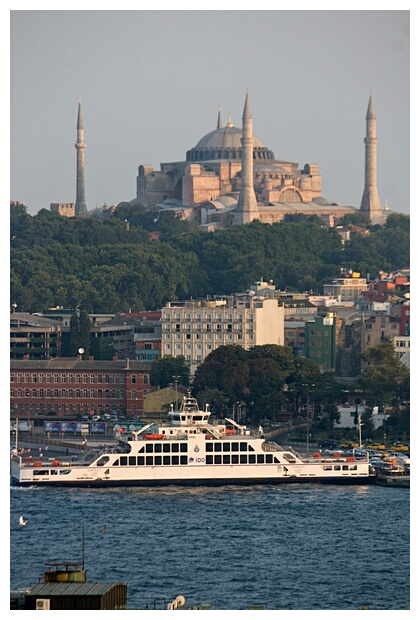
[206, 435, 211, 440]
[52, 460, 60, 466]
[189, 430, 194, 434]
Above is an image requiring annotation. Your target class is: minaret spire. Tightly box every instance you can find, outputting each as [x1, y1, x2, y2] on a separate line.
[234, 91, 259, 224]
[75, 99, 87, 216]
[360, 94, 382, 225]
[217, 106, 222, 129]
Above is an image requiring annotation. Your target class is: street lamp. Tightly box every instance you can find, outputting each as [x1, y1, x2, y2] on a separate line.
[172, 376, 180, 411]
[233, 401, 239, 423]
[302, 383, 315, 455]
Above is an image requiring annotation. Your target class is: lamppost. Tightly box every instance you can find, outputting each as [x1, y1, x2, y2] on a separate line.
[302, 383, 315, 455]
[233, 401, 240, 423]
[172, 376, 180, 411]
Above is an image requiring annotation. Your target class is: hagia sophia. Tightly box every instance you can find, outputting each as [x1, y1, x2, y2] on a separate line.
[51, 94, 385, 229]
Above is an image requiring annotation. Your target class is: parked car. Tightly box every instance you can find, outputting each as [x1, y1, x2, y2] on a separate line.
[318, 440, 337, 450]
[340, 442, 358, 449]
[366, 442, 385, 450]
[389, 443, 409, 452]
[323, 448, 343, 455]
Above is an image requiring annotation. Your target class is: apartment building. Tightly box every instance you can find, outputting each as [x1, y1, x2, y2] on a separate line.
[161, 294, 284, 375]
[323, 275, 368, 301]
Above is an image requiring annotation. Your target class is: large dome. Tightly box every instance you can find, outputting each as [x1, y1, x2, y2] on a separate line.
[195, 125, 264, 150]
[186, 123, 275, 162]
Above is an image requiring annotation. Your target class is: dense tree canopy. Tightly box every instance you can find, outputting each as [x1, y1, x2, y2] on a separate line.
[10, 204, 409, 314]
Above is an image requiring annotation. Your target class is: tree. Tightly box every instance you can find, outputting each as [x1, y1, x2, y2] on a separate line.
[150, 356, 190, 389]
[355, 343, 410, 434]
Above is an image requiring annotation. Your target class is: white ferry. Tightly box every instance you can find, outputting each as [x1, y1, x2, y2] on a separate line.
[11, 391, 372, 487]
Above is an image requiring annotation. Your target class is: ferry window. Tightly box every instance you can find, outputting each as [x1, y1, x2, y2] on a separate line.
[223, 443, 230, 452]
[206, 455, 213, 465]
[249, 454, 256, 463]
[180, 443, 188, 453]
[50, 470, 58, 475]
[155, 456, 162, 466]
[323, 465, 332, 471]
[274, 457, 280, 463]
[120, 457, 127, 466]
[240, 442, 248, 451]
[350, 465, 357, 470]
[137, 446, 145, 453]
[232, 454, 239, 464]
[172, 456, 179, 465]
[342, 465, 349, 471]
[248, 445, 255, 452]
[163, 456, 170, 465]
[172, 444, 179, 453]
[59, 470, 71, 475]
[214, 443, 222, 452]
[146, 456, 153, 466]
[265, 454, 273, 463]
[137, 457, 145, 465]
[112, 459, 119, 466]
[257, 455, 264, 464]
[240, 455, 247, 464]
[129, 456, 136, 466]
[206, 443, 213, 452]
[146, 444, 153, 453]
[334, 465, 341, 471]
[97, 457, 110, 466]
[154, 444, 162, 453]
[180, 456, 188, 465]
[215, 455, 222, 465]
[223, 455, 230, 464]
[163, 444, 170, 453]
[231, 442, 239, 452]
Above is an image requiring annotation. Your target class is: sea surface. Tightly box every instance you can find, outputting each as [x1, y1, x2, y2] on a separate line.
[10, 483, 410, 610]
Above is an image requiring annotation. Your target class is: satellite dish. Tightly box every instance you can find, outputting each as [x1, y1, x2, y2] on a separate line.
[78, 348, 84, 354]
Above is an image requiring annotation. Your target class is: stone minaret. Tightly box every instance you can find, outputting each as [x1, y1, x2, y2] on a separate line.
[217, 106, 222, 129]
[75, 99, 87, 216]
[360, 95, 382, 225]
[234, 92, 259, 225]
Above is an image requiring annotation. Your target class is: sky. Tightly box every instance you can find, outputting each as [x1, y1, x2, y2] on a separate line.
[9, 8, 411, 217]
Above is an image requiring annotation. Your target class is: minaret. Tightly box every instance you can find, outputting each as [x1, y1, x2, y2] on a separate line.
[75, 99, 87, 216]
[217, 106, 222, 129]
[234, 92, 259, 225]
[360, 95, 382, 225]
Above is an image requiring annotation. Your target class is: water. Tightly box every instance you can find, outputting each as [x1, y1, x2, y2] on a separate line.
[10, 483, 410, 610]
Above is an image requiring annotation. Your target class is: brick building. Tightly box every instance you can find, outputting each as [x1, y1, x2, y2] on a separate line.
[10, 358, 152, 420]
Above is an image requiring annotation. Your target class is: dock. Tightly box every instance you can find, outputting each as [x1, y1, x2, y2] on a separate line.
[374, 475, 410, 488]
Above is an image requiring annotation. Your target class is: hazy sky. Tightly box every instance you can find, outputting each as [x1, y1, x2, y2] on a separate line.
[10, 9, 410, 216]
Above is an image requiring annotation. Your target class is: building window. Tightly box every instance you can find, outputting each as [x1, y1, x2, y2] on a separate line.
[54, 374, 59, 383]
[90, 375, 95, 383]
[76, 389, 81, 398]
[61, 389, 66, 398]
[32, 388, 36, 397]
[39, 388, 44, 397]
[68, 389, 73, 398]
[24, 374, 30, 383]
[17, 374, 22, 383]
[90, 389, 95, 398]
[61, 374, 66, 383]
[143, 375, 149, 384]
[68, 374, 74, 383]
[83, 374, 88, 383]
[131, 390, 136, 399]
[112, 374, 117, 384]
[54, 389, 59, 397]
[83, 389, 88, 398]
[131, 375, 136, 384]
[32, 374, 37, 383]
[76, 374, 81, 383]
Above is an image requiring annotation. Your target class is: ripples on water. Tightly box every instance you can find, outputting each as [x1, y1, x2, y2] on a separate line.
[10, 484, 409, 610]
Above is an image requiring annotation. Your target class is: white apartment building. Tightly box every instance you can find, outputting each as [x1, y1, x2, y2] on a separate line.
[161, 294, 285, 375]
[323, 276, 368, 301]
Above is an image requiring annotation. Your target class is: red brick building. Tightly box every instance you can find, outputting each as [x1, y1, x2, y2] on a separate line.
[10, 357, 152, 420]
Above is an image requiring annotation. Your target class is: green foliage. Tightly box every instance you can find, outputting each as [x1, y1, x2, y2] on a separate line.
[150, 356, 190, 389]
[10, 208, 409, 313]
[355, 343, 410, 433]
